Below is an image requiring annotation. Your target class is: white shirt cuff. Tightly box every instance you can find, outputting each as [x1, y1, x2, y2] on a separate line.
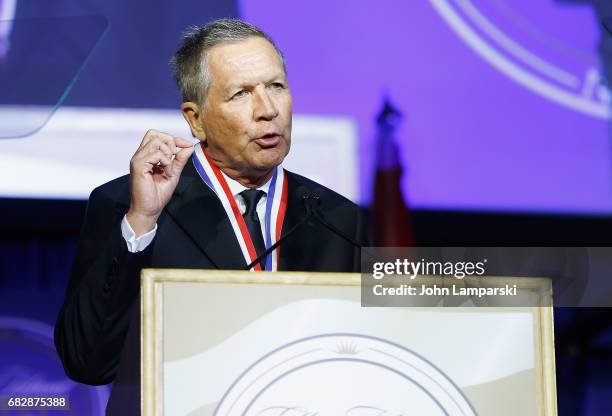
[121, 215, 157, 253]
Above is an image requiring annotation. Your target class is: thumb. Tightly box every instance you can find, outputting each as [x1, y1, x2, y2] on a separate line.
[170, 145, 195, 177]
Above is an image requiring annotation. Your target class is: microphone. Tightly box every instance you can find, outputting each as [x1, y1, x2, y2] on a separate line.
[245, 186, 365, 270]
[309, 187, 364, 250]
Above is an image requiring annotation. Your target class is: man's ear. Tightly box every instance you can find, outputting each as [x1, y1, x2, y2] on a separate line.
[181, 101, 206, 141]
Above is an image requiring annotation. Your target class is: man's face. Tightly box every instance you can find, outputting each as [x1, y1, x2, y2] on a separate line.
[192, 37, 292, 179]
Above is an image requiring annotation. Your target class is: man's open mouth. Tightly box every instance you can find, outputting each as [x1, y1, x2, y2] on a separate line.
[255, 133, 282, 148]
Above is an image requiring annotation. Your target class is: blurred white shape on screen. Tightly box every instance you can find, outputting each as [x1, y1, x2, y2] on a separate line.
[0, 106, 358, 201]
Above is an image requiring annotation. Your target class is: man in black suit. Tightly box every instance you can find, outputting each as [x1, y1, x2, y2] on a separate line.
[54, 19, 366, 414]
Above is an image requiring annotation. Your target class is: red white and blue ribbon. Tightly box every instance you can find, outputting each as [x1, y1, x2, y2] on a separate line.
[192, 142, 287, 271]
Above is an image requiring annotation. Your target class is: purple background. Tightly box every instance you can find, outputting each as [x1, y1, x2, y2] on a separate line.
[241, 0, 612, 213]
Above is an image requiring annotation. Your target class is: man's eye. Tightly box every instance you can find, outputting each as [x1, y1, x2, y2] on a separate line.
[270, 82, 284, 89]
[232, 90, 248, 99]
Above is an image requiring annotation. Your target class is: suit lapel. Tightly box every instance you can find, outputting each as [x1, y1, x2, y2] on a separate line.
[278, 171, 314, 270]
[164, 158, 247, 270]
[280, 171, 303, 236]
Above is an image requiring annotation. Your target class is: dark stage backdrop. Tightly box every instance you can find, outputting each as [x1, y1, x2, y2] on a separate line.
[2, 198, 612, 415]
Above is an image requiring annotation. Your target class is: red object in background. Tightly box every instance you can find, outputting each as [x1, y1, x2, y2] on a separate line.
[371, 98, 414, 247]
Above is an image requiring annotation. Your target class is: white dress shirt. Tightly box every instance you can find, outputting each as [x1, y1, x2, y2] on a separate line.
[121, 170, 273, 253]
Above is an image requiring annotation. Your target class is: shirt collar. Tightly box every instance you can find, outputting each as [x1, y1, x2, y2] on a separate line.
[219, 168, 276, 197]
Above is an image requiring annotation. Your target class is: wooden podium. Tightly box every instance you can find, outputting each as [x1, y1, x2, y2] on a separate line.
[141, 270, 556, 415]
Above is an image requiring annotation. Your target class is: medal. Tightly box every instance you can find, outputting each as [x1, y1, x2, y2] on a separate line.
[192, 143, 287, 271]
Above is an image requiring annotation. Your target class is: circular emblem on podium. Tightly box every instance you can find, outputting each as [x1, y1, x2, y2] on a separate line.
[215, 333, 476, 415]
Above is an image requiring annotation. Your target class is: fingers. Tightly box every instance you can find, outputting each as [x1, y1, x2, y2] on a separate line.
[139, 129, 174, 147]
[128, 130, 195, 221]
[139, 131, 175, 154]
[144, 151, 173, 169]
[141, 139, 175, 160]
[173, 146, 195, 166]
[138, 129, 193, 154]
[170, 145, 195, 177]
[174, 137, 194, 148]
[131, 129, 195, 178]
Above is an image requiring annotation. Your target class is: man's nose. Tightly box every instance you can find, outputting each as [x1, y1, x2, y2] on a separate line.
[253, 88, 279, 121]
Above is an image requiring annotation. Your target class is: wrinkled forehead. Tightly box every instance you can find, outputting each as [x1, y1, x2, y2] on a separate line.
[205, 37, 286, 88]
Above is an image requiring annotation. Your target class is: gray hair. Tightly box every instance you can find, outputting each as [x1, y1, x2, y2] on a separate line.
[169, 18, 286, 105]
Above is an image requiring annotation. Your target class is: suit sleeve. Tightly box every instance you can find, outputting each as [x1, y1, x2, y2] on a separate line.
[54, 186, 152, 385]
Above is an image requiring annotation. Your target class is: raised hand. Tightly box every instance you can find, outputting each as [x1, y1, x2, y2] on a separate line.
[126, 129, 195, 236]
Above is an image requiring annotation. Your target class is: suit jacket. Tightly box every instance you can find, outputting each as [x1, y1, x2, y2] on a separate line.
[54, 158, 367, 415]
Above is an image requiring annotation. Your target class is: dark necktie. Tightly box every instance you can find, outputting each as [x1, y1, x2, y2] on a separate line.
[240, 189, 266, 267]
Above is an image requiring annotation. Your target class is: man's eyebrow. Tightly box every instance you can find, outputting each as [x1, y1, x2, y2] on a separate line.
[266, 75, 287, 83]
[225, 77, 285, 93]
[225, 81, 252, 92]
